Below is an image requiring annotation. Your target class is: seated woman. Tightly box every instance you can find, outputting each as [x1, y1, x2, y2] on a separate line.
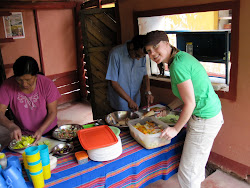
[0, 56, 61, 143]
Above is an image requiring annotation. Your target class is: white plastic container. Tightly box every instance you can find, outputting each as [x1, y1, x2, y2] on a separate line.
[128, 116, 171, 149]
[87, 136, 122, 162]
[0, 153, 7, 169]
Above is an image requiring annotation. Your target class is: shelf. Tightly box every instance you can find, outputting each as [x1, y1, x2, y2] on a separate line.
[0, 38, 14, 43]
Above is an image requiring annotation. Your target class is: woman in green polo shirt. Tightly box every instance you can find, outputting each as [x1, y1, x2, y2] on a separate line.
[144, 30, 224, 188]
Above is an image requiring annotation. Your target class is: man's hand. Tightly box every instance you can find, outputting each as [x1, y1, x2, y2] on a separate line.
[146, 94, 154, 106]
[128, 99, 139, 111]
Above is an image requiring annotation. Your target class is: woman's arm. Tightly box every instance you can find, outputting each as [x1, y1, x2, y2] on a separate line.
[33, 100, 58, 142]
[0, 104, 22, 141]
[161, 79, 196, 139]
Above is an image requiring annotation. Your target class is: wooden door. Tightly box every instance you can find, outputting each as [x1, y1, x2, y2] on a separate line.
[80, 7, 120, 120]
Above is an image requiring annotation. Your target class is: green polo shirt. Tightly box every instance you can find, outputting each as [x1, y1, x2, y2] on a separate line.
[169, 51, 221, 119]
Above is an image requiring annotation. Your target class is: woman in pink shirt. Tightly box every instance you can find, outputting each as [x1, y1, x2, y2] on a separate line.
[0, 56, 61, 142]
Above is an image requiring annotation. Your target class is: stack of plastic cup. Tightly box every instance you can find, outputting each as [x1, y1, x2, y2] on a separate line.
[38, 145, 51, 180]
[25, 146, 44, 188]
[22, 152, 32, 182]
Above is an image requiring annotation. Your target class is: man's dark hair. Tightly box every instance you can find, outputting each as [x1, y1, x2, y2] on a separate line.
[131, 35, 145, 50]
[13, 56, 40, 77]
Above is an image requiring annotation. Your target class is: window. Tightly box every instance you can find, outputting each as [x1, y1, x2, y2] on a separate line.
[134, 1, 239, 101]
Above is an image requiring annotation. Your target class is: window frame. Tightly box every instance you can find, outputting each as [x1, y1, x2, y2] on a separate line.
[133, 1, 239, 101]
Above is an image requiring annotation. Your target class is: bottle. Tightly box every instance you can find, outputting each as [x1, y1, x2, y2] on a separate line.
[0, 153, 7, 169]
[186, 42, 193, 56]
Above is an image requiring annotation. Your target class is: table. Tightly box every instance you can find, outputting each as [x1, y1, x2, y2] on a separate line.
[3, 128, 186, 188]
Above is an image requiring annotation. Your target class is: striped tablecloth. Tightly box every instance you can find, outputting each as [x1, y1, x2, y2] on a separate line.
[4, 128, 186, 188]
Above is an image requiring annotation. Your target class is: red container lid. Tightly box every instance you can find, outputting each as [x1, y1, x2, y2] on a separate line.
[78, 125, 118, 150]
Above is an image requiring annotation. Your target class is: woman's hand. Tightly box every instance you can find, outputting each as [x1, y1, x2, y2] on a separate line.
[9, 125, 22, 141]
[33, 129, 43, 144]
[160, 126, 179, 140]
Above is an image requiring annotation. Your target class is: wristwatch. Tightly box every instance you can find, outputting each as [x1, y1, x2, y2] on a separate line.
[145, 91, 152, 95]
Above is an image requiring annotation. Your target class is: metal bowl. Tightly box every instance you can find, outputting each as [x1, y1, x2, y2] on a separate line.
[51, 143, 74, 156]
[105, 111, 139, 128]
[52, 124, 83, 141]
[8, 136, 35, 152]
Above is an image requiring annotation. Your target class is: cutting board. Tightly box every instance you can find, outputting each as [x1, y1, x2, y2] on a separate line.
[13, 137, 65, 154]
[38, 137, 65, 153]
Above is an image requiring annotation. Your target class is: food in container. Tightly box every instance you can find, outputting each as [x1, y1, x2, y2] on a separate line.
[75, 151, 88, 165]
[105, 111, 139, 128]
[8, 135, 35, 152]
[51, 143, 74, 156]
[52, 124, 82, 141]
[158, 111, 180, 126]
[128, 116, 170, 149]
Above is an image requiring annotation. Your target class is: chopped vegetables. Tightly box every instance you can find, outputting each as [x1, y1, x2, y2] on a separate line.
[133, 121, 164, 134]
[158, 114, 179, 124]
[38, 140, 52, 149]
[13, 136, 35, 149]
[56, 126, 80, 139]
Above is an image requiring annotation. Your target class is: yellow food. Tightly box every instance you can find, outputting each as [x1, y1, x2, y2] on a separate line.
[133, 121, 164, 134]
[13, 136, 35, 149]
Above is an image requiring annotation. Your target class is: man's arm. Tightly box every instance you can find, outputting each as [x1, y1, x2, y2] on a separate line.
[143, 75, 154, 105]
[111, 80, 138, 111]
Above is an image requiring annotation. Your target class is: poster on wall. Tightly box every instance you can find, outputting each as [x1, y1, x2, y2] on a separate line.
[3, 12, 25, 39]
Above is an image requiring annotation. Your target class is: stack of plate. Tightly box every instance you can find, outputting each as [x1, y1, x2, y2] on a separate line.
[78, 125, 122, 161]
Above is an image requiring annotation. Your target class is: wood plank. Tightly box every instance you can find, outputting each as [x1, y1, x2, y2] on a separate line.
[86, 32, 104, 48]
[91, 51, 109, 65]
[81, 7, 115, 15]
[91, 70, 106, 83]
[90, 53, 108, 71]
[47, 70, 79, 87]
[87, 14, 116, 43]
[80, 7, 119, 119]
[85, 19, 112, 45]
[57, 82, 80, 95]
[94, 12, 117, 32]
[88, 46, 113, 53]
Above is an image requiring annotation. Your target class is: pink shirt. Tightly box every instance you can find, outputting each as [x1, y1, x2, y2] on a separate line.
[0, 74, 61, 134]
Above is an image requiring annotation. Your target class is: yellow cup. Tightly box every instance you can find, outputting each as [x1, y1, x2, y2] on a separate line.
[26, 152, 40, 163]
[43, 163, 51, 180]
[28, 162, 43, 173]
[30, 171, 44, 188]
[22, 152, 28, 170]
